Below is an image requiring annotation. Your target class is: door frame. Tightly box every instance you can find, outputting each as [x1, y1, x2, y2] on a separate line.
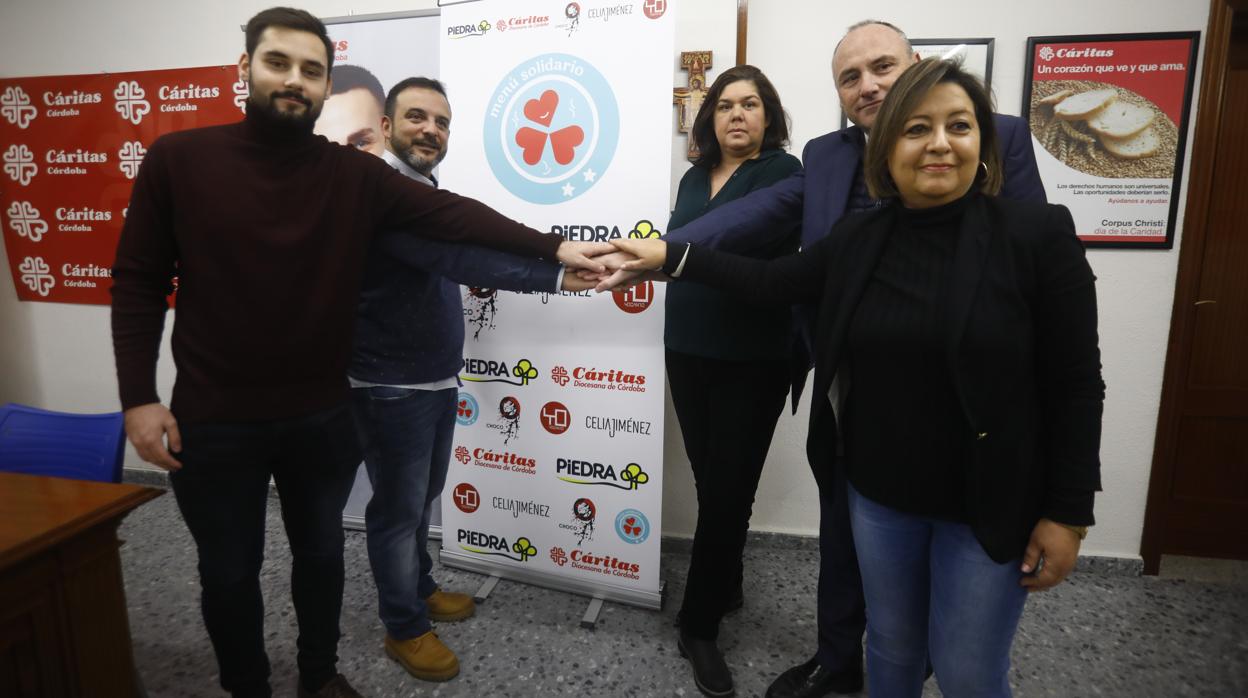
[1140, 0, 1238, 575]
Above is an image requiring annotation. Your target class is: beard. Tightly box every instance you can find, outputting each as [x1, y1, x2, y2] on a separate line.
[247, 83, 321, 131]
[391, 134, 446, 177]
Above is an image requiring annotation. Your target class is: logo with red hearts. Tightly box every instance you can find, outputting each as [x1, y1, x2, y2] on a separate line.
[540, 401, 571, 434]
[483, 53, 619, 204]
[452, 483, 480, 513]
[456, 392, 479, 426]
[454, 445, 471, 465]
[615, 508, 650, 544]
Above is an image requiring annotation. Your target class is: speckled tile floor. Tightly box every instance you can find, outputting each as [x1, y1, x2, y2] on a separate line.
[119, 489, 1248, 697]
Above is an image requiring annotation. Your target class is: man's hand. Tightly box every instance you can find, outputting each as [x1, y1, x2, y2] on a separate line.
[556, 241, 616, 272]
[594, 268, 644, 293]
[561, 273, 599, 293]
[124, 402, 183, 471]
[1020, 518, 1082, 592]
[587, 250, 638, 272]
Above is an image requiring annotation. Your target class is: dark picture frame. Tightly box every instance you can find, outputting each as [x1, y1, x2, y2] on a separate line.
[1022, 32, 1200, 249]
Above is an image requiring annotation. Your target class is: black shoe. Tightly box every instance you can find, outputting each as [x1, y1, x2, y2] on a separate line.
[766, 657, 864, 697]
[296, 674, 363, 698]
[678, 632, 735, 697]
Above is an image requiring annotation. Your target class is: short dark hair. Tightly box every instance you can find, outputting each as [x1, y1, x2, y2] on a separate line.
[330, 65, 384, 107]
[245, 7, 335, 72]
[384, 77, 448, 120]
[690, 64, 790, 169]
[864, 57, 1003, 199]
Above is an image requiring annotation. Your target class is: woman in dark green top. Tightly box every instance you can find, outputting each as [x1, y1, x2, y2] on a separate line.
[667, 64, 802, 698]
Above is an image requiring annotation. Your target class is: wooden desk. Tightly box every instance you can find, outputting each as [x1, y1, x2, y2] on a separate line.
[0, 472, 162, 697]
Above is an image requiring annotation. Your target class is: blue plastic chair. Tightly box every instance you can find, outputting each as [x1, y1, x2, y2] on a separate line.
[0, 402, 126, 483]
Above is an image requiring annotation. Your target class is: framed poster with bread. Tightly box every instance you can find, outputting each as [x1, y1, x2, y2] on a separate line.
[1023, 32, 1199, 248]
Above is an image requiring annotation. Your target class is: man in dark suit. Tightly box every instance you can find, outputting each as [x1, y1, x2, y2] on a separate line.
[598, 19, 1047, 698]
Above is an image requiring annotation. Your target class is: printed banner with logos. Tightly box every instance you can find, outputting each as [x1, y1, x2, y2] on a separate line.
[1022, 32, 1199, 248]
[438, 0, 673, 609]
[313, 11, 444, 532]
[1, 67, 244, 303]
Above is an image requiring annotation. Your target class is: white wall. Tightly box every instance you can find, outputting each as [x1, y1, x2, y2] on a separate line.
[0, 0, 1209, 561]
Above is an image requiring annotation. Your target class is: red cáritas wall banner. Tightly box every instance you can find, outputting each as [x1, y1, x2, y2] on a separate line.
[2, 65, 246, 304]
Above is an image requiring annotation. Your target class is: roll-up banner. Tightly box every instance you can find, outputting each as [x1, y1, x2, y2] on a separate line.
[312, 11, 445, 532]
[438, 0, 673, 609]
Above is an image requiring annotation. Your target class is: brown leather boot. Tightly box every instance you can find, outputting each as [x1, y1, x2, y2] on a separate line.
[384, 631, 460, 682]
[425, 588, 476, 622]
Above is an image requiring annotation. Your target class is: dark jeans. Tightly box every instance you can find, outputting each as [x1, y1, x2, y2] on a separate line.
[349, 385, 456, 640]
[168, 404, 361, 698]
[666, 349, 790, 641]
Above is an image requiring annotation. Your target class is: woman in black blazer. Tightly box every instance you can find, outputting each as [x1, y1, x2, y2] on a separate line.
[613, 58, 1104, 698]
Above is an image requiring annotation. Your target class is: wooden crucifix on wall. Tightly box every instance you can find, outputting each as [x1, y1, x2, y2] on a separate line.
[672, 1, 749, 161]
[673, 51, 712, 161]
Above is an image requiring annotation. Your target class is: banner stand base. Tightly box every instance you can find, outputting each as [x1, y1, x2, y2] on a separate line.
[474, 574, 501, 604]
[580, 597, 604, 629]
[440, 548, 664, 612]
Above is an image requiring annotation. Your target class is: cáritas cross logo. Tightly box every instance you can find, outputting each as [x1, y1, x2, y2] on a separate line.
[3, 144, 37, 186]
[113, 80, 151, 125]
[117, 141, 147, 180]
[18, 256, 54, 297]
[1, 86, 37, 128]
[6, 201, 48, 242]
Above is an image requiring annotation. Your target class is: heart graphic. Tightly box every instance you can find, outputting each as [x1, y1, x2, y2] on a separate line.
[515, 127, 548, 165]
[523, 89, 559, 127]
[549, 125, 584, 165]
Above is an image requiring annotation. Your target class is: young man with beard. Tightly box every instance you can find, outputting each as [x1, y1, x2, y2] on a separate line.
[110, 8, 607, 698]
[345, 77, 577, 682]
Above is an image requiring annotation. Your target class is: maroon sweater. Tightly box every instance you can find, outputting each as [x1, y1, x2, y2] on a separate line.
[111, 110, 562, 424]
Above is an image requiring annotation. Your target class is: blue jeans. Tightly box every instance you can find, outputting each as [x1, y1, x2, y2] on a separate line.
[848, 485, 1028, 698]
[350, 385, 456, 640]
[169, 404, 361, 698]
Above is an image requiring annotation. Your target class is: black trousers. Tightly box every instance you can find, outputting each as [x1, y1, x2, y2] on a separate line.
[168, 404, 362, 697]
[666, 349, 790, 640]
[815, 462, 867, 672]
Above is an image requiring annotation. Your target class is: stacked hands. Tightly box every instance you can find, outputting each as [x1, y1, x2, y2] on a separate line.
[557, 238, 668, 292]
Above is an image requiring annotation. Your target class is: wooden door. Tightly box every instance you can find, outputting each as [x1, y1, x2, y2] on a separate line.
[1142, 1, 1248, 573]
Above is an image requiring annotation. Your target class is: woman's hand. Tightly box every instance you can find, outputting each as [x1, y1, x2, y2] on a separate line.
[1020, 518, 1082, 592]
[610, 237, 668, 271]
